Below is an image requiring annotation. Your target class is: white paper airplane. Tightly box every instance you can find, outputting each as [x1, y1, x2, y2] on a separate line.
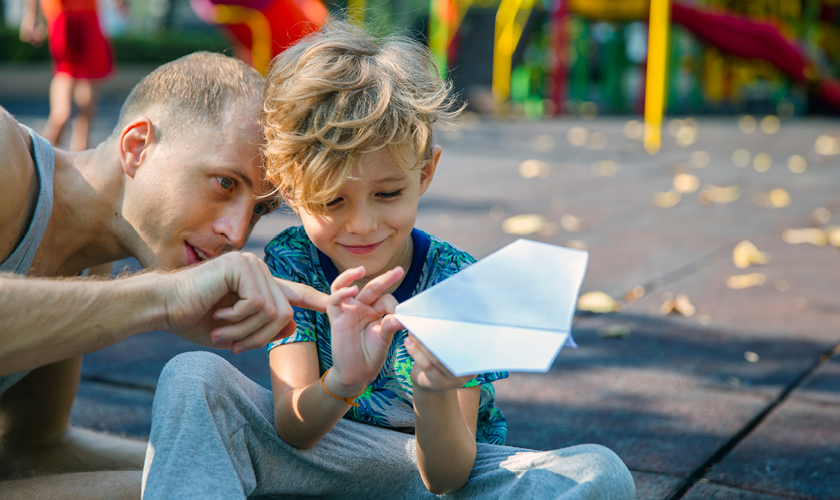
[394, 239, 589, 376]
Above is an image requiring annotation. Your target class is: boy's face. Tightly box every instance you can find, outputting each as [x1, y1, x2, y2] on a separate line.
[298, 145, 441, 281]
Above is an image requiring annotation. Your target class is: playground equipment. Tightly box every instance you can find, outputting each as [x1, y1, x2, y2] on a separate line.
[424, 0, 840, 121]
[190, 0, 328, 74]
[644, 0, 670, 153]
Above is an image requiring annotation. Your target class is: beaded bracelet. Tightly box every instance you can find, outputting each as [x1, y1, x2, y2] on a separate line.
[320, 368, 363, 407]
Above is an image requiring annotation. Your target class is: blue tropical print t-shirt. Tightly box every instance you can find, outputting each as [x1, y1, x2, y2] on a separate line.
[265, 226, 508, 445]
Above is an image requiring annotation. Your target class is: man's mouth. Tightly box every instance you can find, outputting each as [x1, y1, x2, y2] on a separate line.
[186, 243, 211, 264]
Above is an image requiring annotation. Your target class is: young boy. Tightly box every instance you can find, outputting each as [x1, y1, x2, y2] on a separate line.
[140, 21, 635, 500]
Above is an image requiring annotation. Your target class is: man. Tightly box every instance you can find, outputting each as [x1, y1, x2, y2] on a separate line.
[0, 52, 324, 498]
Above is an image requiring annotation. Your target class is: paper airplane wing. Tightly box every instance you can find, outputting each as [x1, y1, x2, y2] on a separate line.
[395, 239, 588, 332]
[394, 239, 588, 375]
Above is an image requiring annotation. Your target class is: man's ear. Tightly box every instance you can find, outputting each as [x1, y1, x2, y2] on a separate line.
[119, 117, 156, 178]
[418, 145, 442, 196]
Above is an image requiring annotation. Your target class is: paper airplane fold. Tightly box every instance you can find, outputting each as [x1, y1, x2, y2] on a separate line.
[394, 239, 589, 376]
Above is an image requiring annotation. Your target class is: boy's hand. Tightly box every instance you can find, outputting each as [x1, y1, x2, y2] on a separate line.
[325, 266, 405, 398]
[404, 332, 476, 392]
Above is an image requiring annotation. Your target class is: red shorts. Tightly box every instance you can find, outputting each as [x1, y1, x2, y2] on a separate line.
[48, 10, 114, 79]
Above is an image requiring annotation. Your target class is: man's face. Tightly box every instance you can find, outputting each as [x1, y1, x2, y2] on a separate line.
[121, 108, 275, 269]
[298, 146, 438, 281]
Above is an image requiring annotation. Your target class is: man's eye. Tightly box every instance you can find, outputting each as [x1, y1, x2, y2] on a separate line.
[379, 190, 403, 199]
[254, 204, 267, 216]
[217, 177, 233, 190]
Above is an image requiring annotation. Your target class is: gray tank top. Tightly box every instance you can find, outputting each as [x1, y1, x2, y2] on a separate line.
[0, 124, 55, 393]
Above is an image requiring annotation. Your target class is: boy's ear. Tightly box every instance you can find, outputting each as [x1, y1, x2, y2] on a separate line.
[119, 117, 157, 178]
[418, 145, 442, 196]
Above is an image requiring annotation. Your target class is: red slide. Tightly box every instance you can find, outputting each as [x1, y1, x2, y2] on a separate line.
[671, 2, 840, 110]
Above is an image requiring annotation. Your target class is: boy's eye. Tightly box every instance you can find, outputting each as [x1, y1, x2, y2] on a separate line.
[326, 197, 343, 207]
[254, 204, 267, 216]
[378, 189, 403, 199]
[217, 177, 234, 190]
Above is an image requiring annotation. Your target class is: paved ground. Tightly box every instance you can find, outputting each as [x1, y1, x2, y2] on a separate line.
[2, 64, 839, 499]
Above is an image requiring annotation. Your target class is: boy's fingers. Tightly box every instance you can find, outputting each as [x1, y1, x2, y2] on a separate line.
[406, 333, 460, 381]
[331, 266, 365, 293]
[377, 315, 403, 344]
[354, 267, 405, 305]
[371, 294, 398, 316]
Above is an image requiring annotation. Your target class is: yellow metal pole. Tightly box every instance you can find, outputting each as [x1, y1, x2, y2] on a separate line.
[214, 5, 272, 75]
[644, 0, 671, 154]
[348, 0, 366, 26]
[493, 0, 533, 113]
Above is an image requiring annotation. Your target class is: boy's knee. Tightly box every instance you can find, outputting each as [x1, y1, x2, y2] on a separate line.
[158, 351, 231, 388]
[550, 444, 635, 499]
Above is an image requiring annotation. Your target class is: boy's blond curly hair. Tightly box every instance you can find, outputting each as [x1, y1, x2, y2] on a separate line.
[261, 20, 462, 214]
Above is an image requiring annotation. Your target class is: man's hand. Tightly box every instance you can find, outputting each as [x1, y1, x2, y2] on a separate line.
[159, 252, 327, 354]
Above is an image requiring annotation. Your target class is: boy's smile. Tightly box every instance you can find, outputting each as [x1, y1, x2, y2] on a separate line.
[298, 146, 441, 289]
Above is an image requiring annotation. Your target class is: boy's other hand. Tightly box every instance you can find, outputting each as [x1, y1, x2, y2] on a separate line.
[404, 332, 476, 392]
[159, 252, 327, 354]
[324, 266, 405, 398]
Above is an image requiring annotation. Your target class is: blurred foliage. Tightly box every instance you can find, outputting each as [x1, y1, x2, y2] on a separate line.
[0, 27, 232, 63]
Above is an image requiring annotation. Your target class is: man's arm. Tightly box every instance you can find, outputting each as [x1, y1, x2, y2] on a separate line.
[0, 252, 328, 376]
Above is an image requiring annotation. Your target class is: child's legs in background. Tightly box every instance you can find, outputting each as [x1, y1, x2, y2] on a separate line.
[42, 74, 73, 146]
[70, 79, 95, 152]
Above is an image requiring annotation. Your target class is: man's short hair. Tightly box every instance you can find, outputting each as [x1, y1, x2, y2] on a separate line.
[114, 51, 264, 138]
[261, 20, 462, 214]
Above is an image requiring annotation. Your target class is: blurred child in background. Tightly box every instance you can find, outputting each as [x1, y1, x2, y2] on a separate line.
[20, 0, 121, 150]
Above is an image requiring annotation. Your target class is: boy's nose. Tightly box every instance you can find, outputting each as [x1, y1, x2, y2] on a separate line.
[345, 205, 377, 235]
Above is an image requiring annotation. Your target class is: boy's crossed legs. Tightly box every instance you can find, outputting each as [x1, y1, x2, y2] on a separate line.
[142, 351, 635, 500]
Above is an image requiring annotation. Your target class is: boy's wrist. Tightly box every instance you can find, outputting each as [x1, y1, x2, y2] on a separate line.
[324, 367, 368, 399]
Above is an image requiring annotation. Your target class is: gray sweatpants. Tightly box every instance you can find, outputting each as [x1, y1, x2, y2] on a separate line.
[142, 352, 635, 500]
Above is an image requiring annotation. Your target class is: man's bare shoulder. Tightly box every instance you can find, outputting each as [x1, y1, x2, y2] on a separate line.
[0, 107, 35, 176]
[0, 107, 39, 253]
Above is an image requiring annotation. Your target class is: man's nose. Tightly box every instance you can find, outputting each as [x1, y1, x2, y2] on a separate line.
[345, 203, 377, 235]
[215, 207, 251, 250]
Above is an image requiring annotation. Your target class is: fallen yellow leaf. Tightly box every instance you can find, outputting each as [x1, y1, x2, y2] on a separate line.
[826, 226, 840, 248]
[814, 207, 831, 225]
[732, 240, 770, 269]
[654, 190, 681, 208]
[815, 134, 840, 156]
[699, 185, 741, 204]
[518, 159, 550, 179]
[578, 291, 623, 313]
[624, 285, 645, 301]
[673, 173, 700, 194]
[567, 127, 589, 147]
[659, 293, 696, 317]
[502, 214, 545, 235]
[561, 214, 583, 232]
[769, 189, 790, 208]
[727, 273, 767, 289]
[782, 228, 827, 246]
